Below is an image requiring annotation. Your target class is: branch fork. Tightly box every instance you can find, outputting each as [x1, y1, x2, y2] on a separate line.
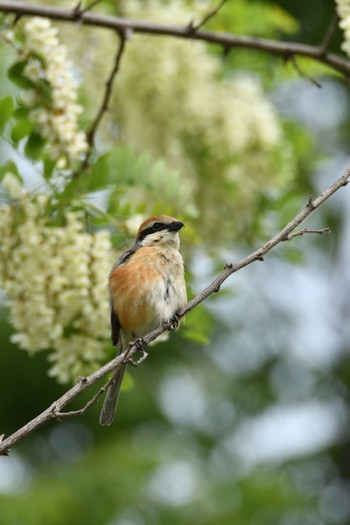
[0, 2, 350, 77]
[0, 167, 349, 456]
[0, 1, 349, 455]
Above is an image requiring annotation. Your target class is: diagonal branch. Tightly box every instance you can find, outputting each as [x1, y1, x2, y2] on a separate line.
[319, 12, 339, 53]
[289, 54, 322, 88]
[189, 0, 227, 32]
[76, 0, 105, 16]
[283, 227, 330, 241]
[81, 31, 127, 171]
[52, 371, 118, 418]
[0, 167, 349, 456]
[179, 170, 349, 314]
[0, 1, 350, 77]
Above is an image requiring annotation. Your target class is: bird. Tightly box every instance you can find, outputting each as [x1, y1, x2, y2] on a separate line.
[99, 215, 187, 426]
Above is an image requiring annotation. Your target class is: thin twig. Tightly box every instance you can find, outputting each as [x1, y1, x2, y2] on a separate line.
[53, 373, 117, 418]
[189, 0, 227, 32]
[0, 167, 349, 456]
[319, 12, 339, 53]
[0, 2, 350, 77]
[78, 0, 105, 16]
[283, 227, 330, 241]
[86, 32, 126, 146]
[80, 31, 127, 171]
[55, 345, 148, 417]
[73, 1, 82, 12]
[289, 54, 322, 88]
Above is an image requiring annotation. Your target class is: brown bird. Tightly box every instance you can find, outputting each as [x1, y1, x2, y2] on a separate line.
[100, 215, 187, 425]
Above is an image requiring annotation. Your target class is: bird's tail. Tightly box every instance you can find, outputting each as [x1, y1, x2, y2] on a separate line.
[99, 344, 127, 426]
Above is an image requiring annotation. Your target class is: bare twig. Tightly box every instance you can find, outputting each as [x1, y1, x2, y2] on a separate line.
[54, 345, 148, 417]
[283, 227, 331, 241]
[81, 32, 127, 171]
[0, 2, 350, 77]
[53, 372, 117, 418]
[78, 0, 105, 16]
[0, 167, 349, 456]
[320, 12, 339, 53]
[289, 54, 322, 88]
[73, 1, 82, 12]
[189, 0, 227, 32]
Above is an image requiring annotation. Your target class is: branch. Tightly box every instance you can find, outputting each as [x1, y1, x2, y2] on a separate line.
[0, 1, 350, 77]
[179, 171, 349, 311]
[0, 167, 349, 456]
[52, 350, 148, 418]
[75, 0, 105, 16]
[283, 227, 330, 241]
[80, 31, 127, 171]
[289, 55, 322, 88]
[319, 12, 339, 53]
[189, 0, 227, 32]
[52, 371, 118, 418]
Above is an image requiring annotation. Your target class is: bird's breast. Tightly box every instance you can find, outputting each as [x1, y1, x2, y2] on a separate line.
[109, 246, 186, 336]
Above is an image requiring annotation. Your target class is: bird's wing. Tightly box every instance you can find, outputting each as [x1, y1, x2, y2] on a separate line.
[112, 243, 140, 269]
[110, 306, 120, 347]
[109, 243, 142, 346]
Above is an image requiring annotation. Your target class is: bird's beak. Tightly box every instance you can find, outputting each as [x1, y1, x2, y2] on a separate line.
[169, 221, 185, 232]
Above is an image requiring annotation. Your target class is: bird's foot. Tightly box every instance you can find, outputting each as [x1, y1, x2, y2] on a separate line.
[169, 312, 181, 331]
[124, 337, 148, 367]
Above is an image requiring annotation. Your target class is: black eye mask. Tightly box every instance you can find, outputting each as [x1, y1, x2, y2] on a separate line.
[137, 221, 184, 242]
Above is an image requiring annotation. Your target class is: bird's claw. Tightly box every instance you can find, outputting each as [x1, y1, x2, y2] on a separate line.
[169, 312, 181, 330]
[124, 337, 148, 367]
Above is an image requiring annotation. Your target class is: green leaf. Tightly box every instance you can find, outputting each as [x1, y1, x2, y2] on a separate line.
[8, 61, 35, 89]
[0, 96, 14, 132]
[11, 118, 34, 144]
[37, 78, 53, 104]
[13, 107, 30, 120]
[54, 176, 83, 211]
[43, 155, 56, 179]
[182, 329, 209, 345]
[88, 152, 113, 191]
[0, 160, 22, 182]
[24, 132, 45, 160]
[88, 146, 152, 192]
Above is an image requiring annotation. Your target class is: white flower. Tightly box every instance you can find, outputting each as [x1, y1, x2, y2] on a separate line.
[124, 214, 145, 235]
[0, 189, 114, 382]
[20, 17, 88, 165]
[336, 0, 350, 57]
[2, 173, 25, 200]
[115, 0, 283, 197]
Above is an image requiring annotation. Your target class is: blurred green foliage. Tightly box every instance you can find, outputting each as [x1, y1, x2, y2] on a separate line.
[1, 1, 350, 525]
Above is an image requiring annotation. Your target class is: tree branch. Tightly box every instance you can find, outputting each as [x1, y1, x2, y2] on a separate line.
[0, 167, 349, 456]
[75, 0, 105, 16]
[189, 0, 227, 32]
[80, 31, 127, 171]
[319, 12, 339, 53]
[283, 227, 331, 241]
[0, 1, 350, 77]
[52, 372, 118, 418]
[289, 54, 322, 88]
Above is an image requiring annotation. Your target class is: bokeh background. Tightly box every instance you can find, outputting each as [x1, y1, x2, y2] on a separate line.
[1, 1, 350, 524]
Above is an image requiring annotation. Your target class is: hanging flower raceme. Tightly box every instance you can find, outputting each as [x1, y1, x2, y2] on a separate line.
[10, 17, 88, 167]
[336, 0, 350, 57]
[0, 174, 113, 383]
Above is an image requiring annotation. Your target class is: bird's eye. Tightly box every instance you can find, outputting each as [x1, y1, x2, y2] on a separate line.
[153, 222, 162, 231]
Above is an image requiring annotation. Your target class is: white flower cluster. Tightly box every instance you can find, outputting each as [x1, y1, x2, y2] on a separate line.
[0, 174, 113, 383]
[20, 17, 88, 166]
[116, 1, 282, 183]
[124, 214, 145, 236]
[336, 0, 350, 57]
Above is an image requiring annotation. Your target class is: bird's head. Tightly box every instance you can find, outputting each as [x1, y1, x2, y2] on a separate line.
[136, 215, 185, 249]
